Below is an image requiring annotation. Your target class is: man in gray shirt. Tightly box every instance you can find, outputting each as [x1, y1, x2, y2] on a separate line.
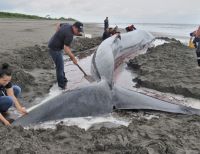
[48, 22, 83, 89]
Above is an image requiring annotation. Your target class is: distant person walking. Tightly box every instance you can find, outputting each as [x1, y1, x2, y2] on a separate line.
[48, 22, 84, 89]
[190, 26, 200, 66]
[104, 17, 109, 31]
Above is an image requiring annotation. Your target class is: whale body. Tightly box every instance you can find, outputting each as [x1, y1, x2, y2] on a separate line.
[13, 30, 200, 126]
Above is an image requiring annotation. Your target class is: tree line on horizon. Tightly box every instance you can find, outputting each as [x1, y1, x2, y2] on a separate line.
[0, 11, 77, 21]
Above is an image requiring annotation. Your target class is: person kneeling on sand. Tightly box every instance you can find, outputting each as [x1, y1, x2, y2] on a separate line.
[125, 24, 136, 32]
[190, 26, 200, 66]
[0, 63, 27, 126]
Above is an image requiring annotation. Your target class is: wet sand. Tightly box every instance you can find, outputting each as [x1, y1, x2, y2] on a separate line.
[0, 19, 200, 153]
[1, 112, 200, 153]
[128, 38, 200, 99]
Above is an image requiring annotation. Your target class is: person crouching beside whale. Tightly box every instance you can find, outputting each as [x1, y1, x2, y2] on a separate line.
[0, 63, 27, 126]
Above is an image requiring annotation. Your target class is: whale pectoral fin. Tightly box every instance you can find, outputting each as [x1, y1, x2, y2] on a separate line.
[112, 86, 200, 115]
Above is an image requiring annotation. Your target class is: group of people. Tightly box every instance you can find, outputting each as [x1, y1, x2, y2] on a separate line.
[102, 26, 120, 40]
[102, 17, 121, 40]
[102, 17, 136, 40]
[4, 17, 199, 126]
[190, 26, 200, 66]
[2, 17, 135, 125]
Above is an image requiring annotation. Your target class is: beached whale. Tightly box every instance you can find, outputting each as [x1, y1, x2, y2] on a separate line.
[13, 30, 200, 126]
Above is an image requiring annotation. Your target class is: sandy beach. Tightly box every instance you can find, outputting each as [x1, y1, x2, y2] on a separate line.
[0, 19, 200, 154]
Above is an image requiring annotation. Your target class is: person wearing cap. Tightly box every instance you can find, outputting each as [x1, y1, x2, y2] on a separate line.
[48, 21, 84, 89]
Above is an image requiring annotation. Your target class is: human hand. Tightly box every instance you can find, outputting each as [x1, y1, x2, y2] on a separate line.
[18, 107, 28, 115]
[4, 120, 11, 126]
[72, 58, 78, 65]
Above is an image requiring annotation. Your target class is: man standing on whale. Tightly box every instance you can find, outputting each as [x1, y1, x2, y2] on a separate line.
[48, 22, 84, 89]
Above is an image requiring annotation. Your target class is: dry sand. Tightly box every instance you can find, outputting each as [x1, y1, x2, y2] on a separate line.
[0, 19, 200, 154]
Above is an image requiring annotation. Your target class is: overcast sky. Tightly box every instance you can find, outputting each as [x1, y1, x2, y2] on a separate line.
[1, 0, 200, 24]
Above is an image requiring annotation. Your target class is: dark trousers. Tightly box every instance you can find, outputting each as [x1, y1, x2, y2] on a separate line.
[196, 42, 200, 66]
[49, 49, 67, 89]
[193, 37, 200, 48]
[0, 85, 21, 113]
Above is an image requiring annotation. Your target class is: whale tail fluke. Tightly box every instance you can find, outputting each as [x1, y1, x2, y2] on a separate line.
[112, 85, 200, 115]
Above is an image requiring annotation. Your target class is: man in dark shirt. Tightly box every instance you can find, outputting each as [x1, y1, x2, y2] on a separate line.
[48, 21, 84, 89]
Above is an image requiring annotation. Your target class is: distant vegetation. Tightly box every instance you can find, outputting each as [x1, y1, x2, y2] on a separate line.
[0, 12, 77, 21]
[0, 12, 45, 19]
